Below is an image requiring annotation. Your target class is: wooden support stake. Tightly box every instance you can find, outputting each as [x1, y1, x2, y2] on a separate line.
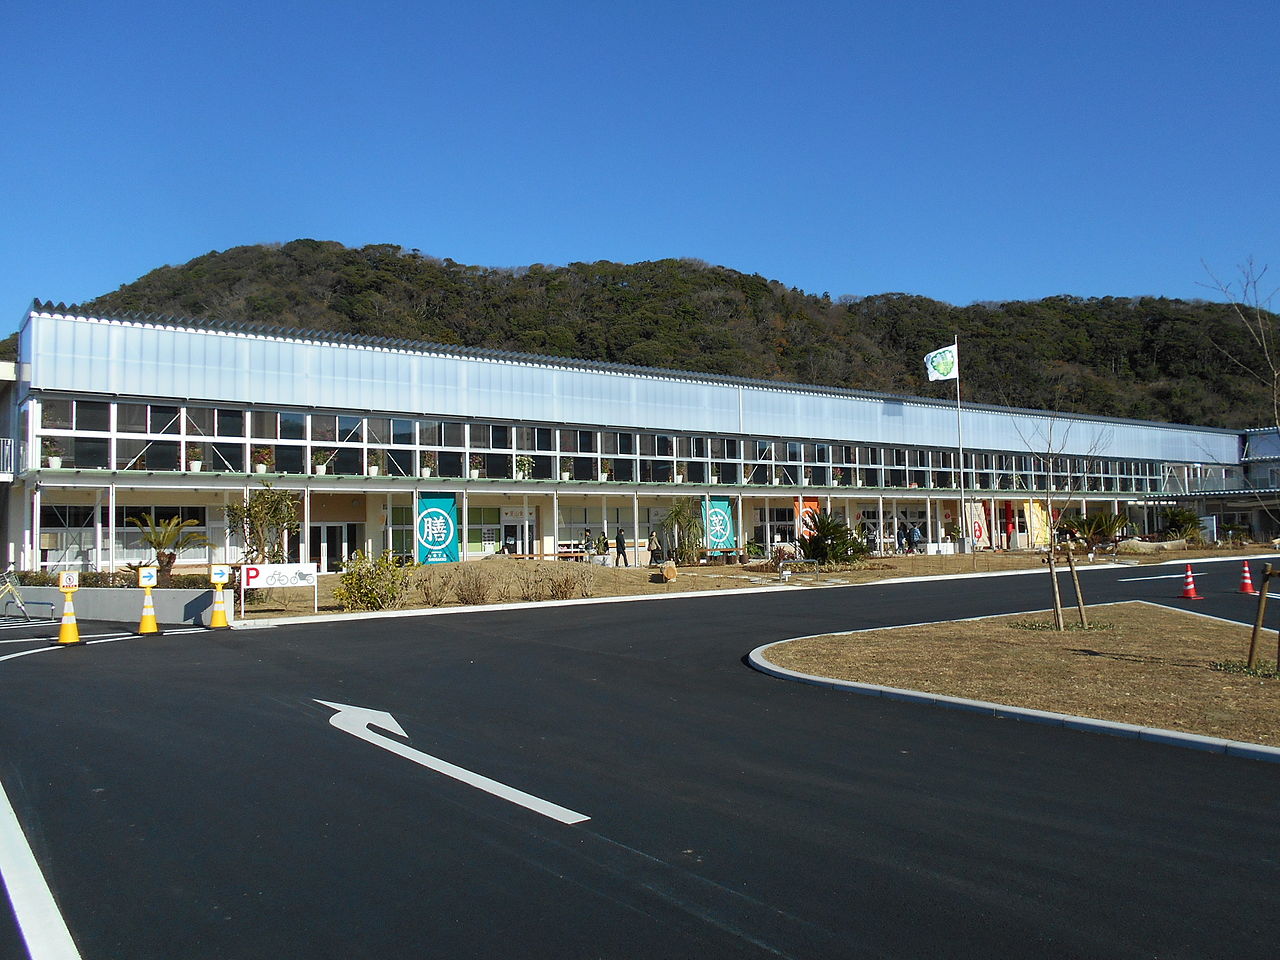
[1247, 563, 1272, 669]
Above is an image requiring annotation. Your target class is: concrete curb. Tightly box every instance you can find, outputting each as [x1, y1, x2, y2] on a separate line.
[747, 638, 1280, 765]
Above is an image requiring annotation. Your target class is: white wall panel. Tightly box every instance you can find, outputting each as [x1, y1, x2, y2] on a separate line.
[29, 312, 1241, 465]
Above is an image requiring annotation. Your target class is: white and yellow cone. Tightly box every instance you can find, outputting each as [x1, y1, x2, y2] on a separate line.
[208, 584, 230, 630]
[137, 587, 162, 635]
[55, 592, 82, 645]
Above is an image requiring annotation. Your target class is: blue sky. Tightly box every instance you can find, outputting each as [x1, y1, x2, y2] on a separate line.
[3, 0, 1276, 329]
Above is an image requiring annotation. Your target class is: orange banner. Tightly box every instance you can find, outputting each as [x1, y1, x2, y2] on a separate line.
[795, 497, 821, 538]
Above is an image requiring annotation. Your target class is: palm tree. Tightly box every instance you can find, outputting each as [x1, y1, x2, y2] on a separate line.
[656, 498, 705, 566]
[128, 515, 210, 583]
[799, 511, 864, 563]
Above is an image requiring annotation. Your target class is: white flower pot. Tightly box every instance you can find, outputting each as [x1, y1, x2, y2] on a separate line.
[674, 475, 684, 484]
[420, 467, 433, 478]
[561, 472, 572, 481]
[313, 464, 327, 475]
[255, 463, 268, 474]
[368, 465, 380, 476]
[46, 456, 62, 469]
[710, 476, 719, 484]
[188, 461, 202, 472]
[600, 473, 610, 482]
[469, 469, 480, 479]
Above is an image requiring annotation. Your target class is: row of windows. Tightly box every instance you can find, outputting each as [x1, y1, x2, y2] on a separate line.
[34, 397, 1167, 487]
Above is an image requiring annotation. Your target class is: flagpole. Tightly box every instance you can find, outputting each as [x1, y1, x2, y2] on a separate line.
[952, 335, 975, 567]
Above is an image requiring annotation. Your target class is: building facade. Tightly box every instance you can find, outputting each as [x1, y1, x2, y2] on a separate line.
[0, 302, 1262, 573]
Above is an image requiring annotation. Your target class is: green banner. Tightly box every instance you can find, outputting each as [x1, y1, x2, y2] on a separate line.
[703, 498, 736, 550]
[416, 496, 459, 563]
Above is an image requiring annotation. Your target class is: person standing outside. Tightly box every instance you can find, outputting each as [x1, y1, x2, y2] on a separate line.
[615, 527, 629, 566]
[647, 529, 661, 565]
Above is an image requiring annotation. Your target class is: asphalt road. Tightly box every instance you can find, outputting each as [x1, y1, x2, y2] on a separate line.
[1, 560, 1278, 959]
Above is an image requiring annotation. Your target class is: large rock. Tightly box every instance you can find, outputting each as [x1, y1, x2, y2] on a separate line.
[1117, 538, 1187, 554]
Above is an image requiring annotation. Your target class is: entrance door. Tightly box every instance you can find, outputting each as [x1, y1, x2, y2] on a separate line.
[499, 507, 537, 555]
[309, 524, 362, 572]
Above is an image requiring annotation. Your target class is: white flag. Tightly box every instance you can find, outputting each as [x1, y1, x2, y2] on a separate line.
[924, 344, 958, 381]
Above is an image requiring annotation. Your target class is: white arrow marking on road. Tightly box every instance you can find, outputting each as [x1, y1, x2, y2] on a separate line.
[314, 700, 589, 825]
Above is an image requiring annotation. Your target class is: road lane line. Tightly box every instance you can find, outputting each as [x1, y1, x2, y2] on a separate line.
[0, 773, 82, 960]
[315, 700, 590, 825]
[1116, 574, 1196, 581]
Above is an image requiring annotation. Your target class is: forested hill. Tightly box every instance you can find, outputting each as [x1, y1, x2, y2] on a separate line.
[59, 239, 1272, 428]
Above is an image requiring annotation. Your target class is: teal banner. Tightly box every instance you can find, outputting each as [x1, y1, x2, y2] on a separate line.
[703, 498, 736, 550]
[416, 496, 459, 563]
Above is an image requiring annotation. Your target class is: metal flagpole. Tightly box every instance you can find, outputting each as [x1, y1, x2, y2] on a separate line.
[953, 336, 975, 568]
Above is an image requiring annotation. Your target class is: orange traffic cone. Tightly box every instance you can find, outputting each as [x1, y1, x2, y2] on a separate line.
[1239, 561, 1258, 595]
[1180, 564, 1203, 600]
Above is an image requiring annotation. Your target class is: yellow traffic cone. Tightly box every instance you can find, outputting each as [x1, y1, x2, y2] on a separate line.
[208, 584, 230, 630]
[55, 592, 82, 645]
[137, 587, 162, 635]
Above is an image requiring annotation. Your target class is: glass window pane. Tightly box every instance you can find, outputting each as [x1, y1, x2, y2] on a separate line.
[216, 409, 245, 437]
[76, 401, 109, 431]
[117, 403, 148, 433]
[42, 399, 72, 429]
[366, 418, 390, 444]
[338, 416, 363, 443]
[252, 411, 278, 439]
[490, 425, 510, 449]
[152, 405, 181, 435]
[469, 423, 491, 448]
[280, 412, 306, 440]
[212, 443, 244, 472]
[185, 407, 214, 436]
[311, 415, 337, 441]
[441, 422, 463, 447]
[392, 419, 415, 445]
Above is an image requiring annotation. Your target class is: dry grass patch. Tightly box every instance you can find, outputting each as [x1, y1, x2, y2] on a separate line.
[763, 602, 1280, 746]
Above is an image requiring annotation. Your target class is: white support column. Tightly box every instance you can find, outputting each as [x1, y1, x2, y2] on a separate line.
[877, 494, 884, 554]
[522, 494, 530, 556]
[108, 484, 117, 572]
[31, 487, 41, 572]
[631, 492, 640, 566]
[764, 497, 772, 547]
[461, 489, 470, 561]
[552, 490, 560, 558]
[925, 496, 932, 549]
[736, 494, 744, 557]
[385, 492, 393, 556]
[93, 489, 103, 572]
[303, 488, 312, 565]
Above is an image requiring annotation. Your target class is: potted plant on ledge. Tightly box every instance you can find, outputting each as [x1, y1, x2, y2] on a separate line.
[560, 457, 573, 481]
[186, 443, 205, 472]
[367, 450, 385, 476]
[41, 438, 63, 469]
[831, 466, 845, 486]
[599, 458, 612, 481]
[469, 454, 484, 479]
[674, 462, 687, 484]
[709, 463, 720, 484]
[252, 446, 274, 474]
[312, 449, 333, 475]
[515, 454, 534, 480]
[420, 450, 437, 478]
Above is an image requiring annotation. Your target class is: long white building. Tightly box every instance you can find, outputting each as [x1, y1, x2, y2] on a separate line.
[0, 301, 1259, 572]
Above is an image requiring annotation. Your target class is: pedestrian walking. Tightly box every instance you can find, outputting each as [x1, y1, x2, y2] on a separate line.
[615, 527, 629, 566]
[647, 530, 661, 565]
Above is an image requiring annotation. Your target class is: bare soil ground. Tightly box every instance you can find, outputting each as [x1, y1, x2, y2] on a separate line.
[241, 546, 1278, 618]
[761, 602, 1280, 747]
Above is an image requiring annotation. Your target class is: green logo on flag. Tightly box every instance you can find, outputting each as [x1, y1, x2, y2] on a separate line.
[928, 349, 955, 378]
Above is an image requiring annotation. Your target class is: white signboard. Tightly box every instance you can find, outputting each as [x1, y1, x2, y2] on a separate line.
[58, 571, 79, 591]
[209, 564, 231, 585]
[137, 567, 158, 588]
[241, 563, 318, 589]
[239, 562, 320, 616]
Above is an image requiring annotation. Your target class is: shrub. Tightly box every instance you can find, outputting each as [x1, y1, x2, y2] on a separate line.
[332, 551, 416, 611]
[515, 565, 548, 601]
[799, 511, 867, 564]
[417, 565, 456, 606]
[454, 564, 492, 605]
[15, 571, 56, 586]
